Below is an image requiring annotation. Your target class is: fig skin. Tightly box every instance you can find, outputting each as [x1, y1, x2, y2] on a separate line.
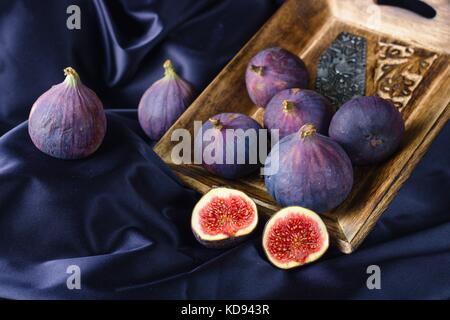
[195, 113, 262, 179]
[191, 187, 258, 249]
[263, 206, 329, 269]
[264, 88, 333, 139]
[28, 67, 107, 160]
[265, 124, 353, 213]
[192, 229, 248, 249]
[138, 60, 194, 140]
[245, 47, 309, 108]
[329, 96, 405, 166]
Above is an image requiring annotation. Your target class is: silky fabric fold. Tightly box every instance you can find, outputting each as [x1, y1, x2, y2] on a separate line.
[0, 0, 449, 299]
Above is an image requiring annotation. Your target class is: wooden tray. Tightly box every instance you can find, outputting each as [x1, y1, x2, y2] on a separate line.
[155, 0, 450, 253]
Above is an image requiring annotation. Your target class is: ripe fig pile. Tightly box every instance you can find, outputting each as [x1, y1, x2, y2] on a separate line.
[190, 48, 407, 270]
[23, 46, 409, 271]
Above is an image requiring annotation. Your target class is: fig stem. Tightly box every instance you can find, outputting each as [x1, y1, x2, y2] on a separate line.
[209, 118, 223, 129]
[370, 137, 384, 147]
[63, 67, 81, 87]
[163, 59, 177, 78]
[282, 100, 295, 112]
[300, 123, 317, 139]
[250, 64, 264, 76]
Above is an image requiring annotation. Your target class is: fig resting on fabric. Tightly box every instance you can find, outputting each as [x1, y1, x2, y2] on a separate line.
[138, 59, 195, 140]
[191, 187, 258, 248]
[28, 67, 107, 159]
[263, 206, 329, 269]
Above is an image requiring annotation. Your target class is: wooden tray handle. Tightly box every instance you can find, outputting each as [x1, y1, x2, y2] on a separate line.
[327, 0, 450, 53]
[376, 0, 437, 19]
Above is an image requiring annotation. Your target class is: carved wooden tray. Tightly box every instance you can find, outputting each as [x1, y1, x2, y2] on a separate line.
[155, 0, 450, 253]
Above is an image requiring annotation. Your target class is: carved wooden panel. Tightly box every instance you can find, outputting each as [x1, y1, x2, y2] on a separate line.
[315, 32, 367, 108]
[374, 40, 438, 110]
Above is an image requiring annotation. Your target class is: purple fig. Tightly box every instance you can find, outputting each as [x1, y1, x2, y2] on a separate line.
[195, 113, 262, 179]
[245, 47, 309, 107]
[138, 60, 194, 140]
[329, 96, 405, 165]
[264, 88, 333, 139]
[28, 67, 107, 159]
[265, 124, 353, 213]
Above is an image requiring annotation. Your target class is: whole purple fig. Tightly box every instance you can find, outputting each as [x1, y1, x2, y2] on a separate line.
[195, 113, 262, 179]
[245, 47, 309, 108]
[264, 88, 333, 139]
[28, 67, 107, 159]
[265, 124, 353, 213]
[329, 96, 405, 165]
[138, 60, 194, 140]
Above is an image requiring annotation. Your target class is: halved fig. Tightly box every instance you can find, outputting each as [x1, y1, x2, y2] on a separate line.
[263, 206, 329, 269]
[191, 188, 258, 248]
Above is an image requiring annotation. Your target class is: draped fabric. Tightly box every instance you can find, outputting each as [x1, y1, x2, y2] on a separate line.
[0, 0, 448, 299]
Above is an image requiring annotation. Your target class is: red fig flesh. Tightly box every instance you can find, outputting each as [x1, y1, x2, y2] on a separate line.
[263, 206, 329, 269]
[138, 60, 194, 140]
[191, 188, 258, 248]
[28, 67, 106, 159]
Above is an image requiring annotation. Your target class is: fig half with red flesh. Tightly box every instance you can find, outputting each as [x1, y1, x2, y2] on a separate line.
[191, 188, 258, 248]
[263, 206, 329, 269]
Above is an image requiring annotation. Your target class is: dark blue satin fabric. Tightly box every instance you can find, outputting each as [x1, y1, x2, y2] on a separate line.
[0, 0, 449, 299]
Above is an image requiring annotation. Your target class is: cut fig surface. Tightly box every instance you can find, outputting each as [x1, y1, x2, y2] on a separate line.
[263, 206, 329, 269]
[191, 188, 258, 248]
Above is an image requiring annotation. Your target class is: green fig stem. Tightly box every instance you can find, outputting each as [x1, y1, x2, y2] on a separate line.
[300, 123, 317, 139]
[250, 64, 264, 76]
[209, 118, 223, 129]
[163, 59, 177, 78]
[282, 100, 295, 112]
[63, 67, 81, 87]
